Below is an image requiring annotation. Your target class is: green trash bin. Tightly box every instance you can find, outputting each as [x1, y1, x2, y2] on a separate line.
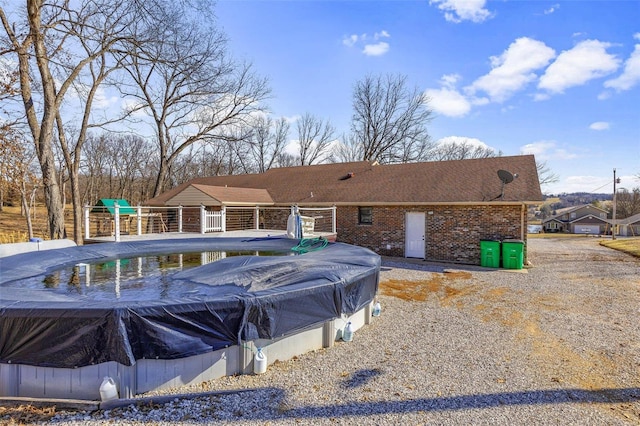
[480, 239, 501, 268]
[502, 239, 524, 269]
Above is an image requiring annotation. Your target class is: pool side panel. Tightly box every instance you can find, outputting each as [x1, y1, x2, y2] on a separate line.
[0, 304, 374, 400]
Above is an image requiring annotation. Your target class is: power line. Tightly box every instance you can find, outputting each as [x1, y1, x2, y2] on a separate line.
[588, 180, 613, 194]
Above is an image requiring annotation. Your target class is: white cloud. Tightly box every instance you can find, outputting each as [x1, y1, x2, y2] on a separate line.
[425, 74, 471, 117]
[122, 98, 149, 117]
[342, 34, 359, 47]
[548, 175, 610, 194]
[284, 139, 299, 157]
[533, 92, 551, 101]
[93, 87, 119, 109]
[466, 37, 556, 102]
[282, 114, 301, 124]
[604, 43, 640, 91]
[344, 31, 391, 56]
[440, 73, 461, 88]
[436, 136, 493, 150]
[589, 121, 610, 131]
[374, 30, 390, 39]
[430, 0, 492, 23]
[425, 87, 471, 117]
[363, 42, 390, 56]
[520, 140, 578, 161]
[538, 39, 620, 94]
[0, 57, 17, 86]
[544, 4, 559, 15]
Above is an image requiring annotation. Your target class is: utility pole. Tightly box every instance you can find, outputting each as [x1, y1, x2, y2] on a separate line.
[612, 168, 620, 240]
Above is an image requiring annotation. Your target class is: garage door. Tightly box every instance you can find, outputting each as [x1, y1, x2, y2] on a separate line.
[575, 225, 600, 234]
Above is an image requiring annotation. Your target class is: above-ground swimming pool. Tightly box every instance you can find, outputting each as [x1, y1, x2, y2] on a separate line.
[0, 237, 380, 400]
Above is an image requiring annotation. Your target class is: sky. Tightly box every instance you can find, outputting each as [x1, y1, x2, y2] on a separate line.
[215, 0, 640, 195]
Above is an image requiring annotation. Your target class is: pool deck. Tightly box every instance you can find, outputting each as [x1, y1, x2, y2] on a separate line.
[84, 230, 337, 244]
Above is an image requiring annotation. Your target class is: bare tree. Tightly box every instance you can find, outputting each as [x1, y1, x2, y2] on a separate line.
[430, 138, 500, 161]
[329, 133, 361, 164]
[1, 2, 67, 238]
[0, 127, 40, 237]
[536, 160, 560, 188]
[615, 187, 640, 218]
[296, 113, 335, 166]
[350, 73, 434, 164]
[1, 0, 142, 240]
[81, 133, 156, 204]
[276, 152, 297, 168]
[116, 2, 270, 196]
[81, 134, 111, 203]
[244, 115, 289, 173]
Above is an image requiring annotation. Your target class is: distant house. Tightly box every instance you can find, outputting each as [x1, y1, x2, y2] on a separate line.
[542, 204, 611, 234]
[618, 213, 640, 237]
[147, 155, 543, 265]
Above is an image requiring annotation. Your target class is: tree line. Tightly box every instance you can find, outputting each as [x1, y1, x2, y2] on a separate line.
[1, 0, 552, 243]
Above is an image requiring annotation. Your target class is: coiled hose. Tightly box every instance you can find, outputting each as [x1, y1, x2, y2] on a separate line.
[291, 237, 329, 254]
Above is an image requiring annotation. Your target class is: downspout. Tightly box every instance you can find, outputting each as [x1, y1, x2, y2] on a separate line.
[521, 204, 526, 264]
[521, 204, 526, 241]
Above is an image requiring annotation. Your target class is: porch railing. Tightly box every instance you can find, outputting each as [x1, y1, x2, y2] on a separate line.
[83, 204, 336, 242]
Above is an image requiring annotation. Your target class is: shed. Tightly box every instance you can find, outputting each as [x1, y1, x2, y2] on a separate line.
[91, 199, 136, 236]
[91, 199, 137, 215]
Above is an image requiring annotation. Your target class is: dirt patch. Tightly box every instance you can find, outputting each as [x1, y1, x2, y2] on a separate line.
[380, 271, 474, 304]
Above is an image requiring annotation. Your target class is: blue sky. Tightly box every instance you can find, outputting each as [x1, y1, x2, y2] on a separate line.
[216, 0, 640, 195]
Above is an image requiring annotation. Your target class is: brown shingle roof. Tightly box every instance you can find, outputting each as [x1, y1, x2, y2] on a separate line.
[190, 184, 273, 205]
[147, 155, 542, 206]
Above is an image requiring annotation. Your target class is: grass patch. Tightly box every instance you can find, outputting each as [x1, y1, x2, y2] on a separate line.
[599, 238, 640, 258]
[0, 205, 50, 243]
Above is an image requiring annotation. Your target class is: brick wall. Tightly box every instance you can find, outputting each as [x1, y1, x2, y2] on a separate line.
[262, 208, 290, 230]
[337, 205, 528, 265]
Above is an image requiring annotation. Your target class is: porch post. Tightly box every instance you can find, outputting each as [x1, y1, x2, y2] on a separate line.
[114, 202, 121, 242]
[221, 206, 226, 232]
[137, 206, 142, 236]
[255, 206, 260, 230]
[200, 205, 206, 234]
[178, 206, 183, 233]
[332, 205, 337, 234]
[83, 205, 90, 240]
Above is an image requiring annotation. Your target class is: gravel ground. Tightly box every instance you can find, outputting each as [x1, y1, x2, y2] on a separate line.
[8, 237, 640, 425]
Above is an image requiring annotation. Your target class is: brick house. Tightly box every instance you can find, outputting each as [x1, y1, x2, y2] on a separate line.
[147, 155, 543, 265]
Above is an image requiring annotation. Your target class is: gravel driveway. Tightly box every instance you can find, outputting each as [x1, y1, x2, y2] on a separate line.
[21, 238, 640, 425]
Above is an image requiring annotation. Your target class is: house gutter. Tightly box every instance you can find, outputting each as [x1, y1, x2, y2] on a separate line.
[274, 201, 542, 207]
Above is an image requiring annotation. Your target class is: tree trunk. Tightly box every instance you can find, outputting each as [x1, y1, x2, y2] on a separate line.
[22, 0, 66, 240]
[21, 183, 34, 239]
[37, 122, 67, 239]
[152, 158, 169, 198]
[69, 166, 84, 245]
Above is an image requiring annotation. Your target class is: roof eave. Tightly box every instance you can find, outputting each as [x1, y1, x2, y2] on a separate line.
[274, 200, 540, 207]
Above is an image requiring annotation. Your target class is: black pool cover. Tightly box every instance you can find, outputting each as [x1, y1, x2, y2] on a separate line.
[0, 238, 380, 368]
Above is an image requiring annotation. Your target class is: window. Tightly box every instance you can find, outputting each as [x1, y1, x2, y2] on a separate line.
[358, 207, 373, 225]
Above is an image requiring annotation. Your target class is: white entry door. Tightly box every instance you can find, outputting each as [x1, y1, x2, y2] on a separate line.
[405, 212, 425, 258]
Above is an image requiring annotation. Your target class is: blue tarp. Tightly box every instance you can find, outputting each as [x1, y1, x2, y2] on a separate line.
[0, 238, 380, 368]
